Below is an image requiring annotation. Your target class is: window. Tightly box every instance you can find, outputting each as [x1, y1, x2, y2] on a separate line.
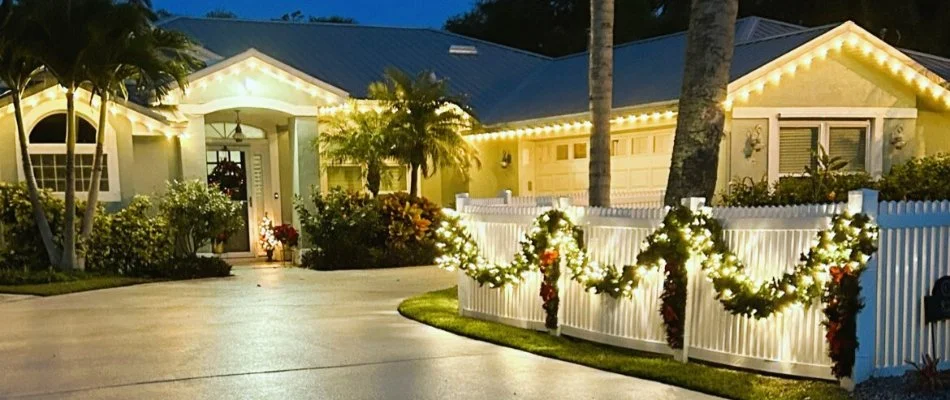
[380, 166, 408, 193]
[778, 126, 819, 174]
[25, 113, 117, 196]
[326, 165, 409, 193]
[632, 136, 652, 155]
[573, 143, 587, 159]
[610, 139, 620, 156]
[655, 134, 674, 153]
[30, 154, 109, 192]
[555, 144, 569, 161]
[778, 121, 869, 175]
[327, 166, 363, 192]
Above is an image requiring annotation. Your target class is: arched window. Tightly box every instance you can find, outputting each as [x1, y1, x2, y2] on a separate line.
[26, 113, 111, 193]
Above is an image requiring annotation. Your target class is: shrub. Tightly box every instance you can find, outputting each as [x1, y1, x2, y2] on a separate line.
[0, 268, 78, 285]
[159, 255, 232, 279]
[297, 189, 444, 270]
[879, 154, 950, 201]
[159, 180, 244, 257]
[0, 183, 65, 271]
[298, 189, 386, 269]
[86, 196, 170, 276]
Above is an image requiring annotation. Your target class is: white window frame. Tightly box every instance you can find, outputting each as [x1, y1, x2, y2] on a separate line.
[777, 120, 871, 177]
[14, 107, 122, 202]
[733, 107, 917, 182]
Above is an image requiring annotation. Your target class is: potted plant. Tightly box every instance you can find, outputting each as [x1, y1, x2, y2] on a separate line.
[212, 232, 228, 254]
[274, 224, 299, 263]
[259, 215, 278, 261]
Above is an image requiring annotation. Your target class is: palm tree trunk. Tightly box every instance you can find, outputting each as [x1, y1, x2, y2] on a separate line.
[61, 87, 78, 270]
[366, 160, 381, 197]
[12, 92, 62, 267]
[663, 0, 738, 206]
[80, 91, 109, 244]
[409, 163, 420, 197]
[589, 0, 614, 208]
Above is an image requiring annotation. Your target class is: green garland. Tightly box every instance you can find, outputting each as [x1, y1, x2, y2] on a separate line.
[435, 205, 879, 379]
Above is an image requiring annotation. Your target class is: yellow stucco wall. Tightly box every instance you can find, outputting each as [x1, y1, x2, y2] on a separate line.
[468, 139, 520, 198]
[131, 136, 179, 197]
[744, 54, 916, 109]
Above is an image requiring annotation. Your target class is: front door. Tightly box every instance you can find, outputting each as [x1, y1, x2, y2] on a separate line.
[207, 150, 251, 253]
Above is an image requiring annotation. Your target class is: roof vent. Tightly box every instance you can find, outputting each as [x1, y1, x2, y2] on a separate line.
[449, 45, 478, 55]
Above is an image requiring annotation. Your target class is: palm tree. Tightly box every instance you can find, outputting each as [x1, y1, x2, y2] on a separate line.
[663, 0, 739, 205]
[368, 68, 479, 198]
[588, 0, 614, 208]
[319, 103, 395, 197]
[22, 0, 121, 270]
[80, 3, 199, 248]
[0, 0, 61, 266]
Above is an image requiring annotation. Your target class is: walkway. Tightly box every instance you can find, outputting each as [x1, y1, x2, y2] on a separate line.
[0, 265, 720, 399]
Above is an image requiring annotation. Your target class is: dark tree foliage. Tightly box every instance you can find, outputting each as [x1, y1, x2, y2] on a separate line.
[204, 9, 237, 19]
[275, 10, 356, 24]
[446, 0, 950, 57]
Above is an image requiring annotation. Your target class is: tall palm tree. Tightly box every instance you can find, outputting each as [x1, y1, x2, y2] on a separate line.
[369, 68, 479, 198]
[22, 0, 120, 270]
[319, 103, 395, 197]
[0, 0, 61, 266]
[663, 0, 739, 205]
[80, 4, 199, 248]
[588, 0, 614, 207]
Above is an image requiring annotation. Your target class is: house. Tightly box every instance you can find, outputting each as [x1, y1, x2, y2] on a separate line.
[1, 16, 948, 256]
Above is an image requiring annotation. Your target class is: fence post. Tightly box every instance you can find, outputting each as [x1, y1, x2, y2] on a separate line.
[500, 189, 513, 205]
[675, 196, 706, 363]
[846, 189, 880, 390]
[455, 192, 470, 211]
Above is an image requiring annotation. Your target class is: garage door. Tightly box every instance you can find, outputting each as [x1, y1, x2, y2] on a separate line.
[529, 128, 674, 195]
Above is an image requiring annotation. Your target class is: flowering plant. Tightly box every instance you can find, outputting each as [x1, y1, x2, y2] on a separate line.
[273, 224, 299, 248]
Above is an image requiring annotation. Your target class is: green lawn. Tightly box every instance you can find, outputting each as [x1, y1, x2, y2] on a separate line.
[0, 276, 157, 296]
[398, 286, 849, 400]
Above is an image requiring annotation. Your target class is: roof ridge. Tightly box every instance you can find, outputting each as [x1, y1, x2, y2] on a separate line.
[158, 15, 436, 31]
[901, 48, 950, 63]
[550, 16, 814, 62]
[734, 22, 841, 47]
[743, 16, 808, 31]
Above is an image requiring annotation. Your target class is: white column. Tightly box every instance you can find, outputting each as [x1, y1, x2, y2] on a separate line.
[180, 115, 207, 181]
[289, 116, 319, 247]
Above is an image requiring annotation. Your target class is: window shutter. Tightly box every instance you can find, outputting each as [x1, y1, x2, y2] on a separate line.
[829, 127, 867, 172]
[779, 127, 818, 174]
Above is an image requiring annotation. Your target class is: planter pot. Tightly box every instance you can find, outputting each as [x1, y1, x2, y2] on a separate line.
[282, 248, 295, 263]
[212, 241, 225, 255]
[265, 248, 274, 262]
[839, 377, 855, 392]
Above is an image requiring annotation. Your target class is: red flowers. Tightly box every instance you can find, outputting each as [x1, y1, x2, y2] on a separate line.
[540, 250, 559, 267]
[273, 224, 299, 248]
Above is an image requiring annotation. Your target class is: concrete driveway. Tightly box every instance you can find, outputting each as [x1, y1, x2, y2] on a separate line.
[0, 265, 720, 399]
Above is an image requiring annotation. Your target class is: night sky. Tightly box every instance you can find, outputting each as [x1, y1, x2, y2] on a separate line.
[152, 0, 474, 28]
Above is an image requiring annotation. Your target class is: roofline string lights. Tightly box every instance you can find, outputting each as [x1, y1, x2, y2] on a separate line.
[724, 31, 950, 111]
[3, 86, 186, 139]
[172, 57, 342, 105]
[466, 110, 677, 142]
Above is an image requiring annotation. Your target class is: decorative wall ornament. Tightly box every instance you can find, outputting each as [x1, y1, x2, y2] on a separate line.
[889, 124, 906, 150]
[500, 150, 513, 169]
[743, 124, 764, 159]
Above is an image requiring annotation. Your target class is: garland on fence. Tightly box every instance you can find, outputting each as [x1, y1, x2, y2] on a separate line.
[435, 209, 586, 329]
[435, 205, 878, 379]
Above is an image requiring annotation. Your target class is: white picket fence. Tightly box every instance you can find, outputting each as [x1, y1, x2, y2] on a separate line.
[453, 190, 950, 384]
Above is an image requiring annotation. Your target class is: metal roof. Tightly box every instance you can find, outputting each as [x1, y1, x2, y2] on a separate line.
[157, 17, 549, 119]
[159, 16, 950, 125]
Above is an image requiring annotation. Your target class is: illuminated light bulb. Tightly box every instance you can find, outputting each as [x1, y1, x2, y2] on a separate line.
[198, 81, 208, 89]
[889, 60, 902, 73]
[309, 89, 319, 97]
[801, 55, 813, 68]
[515, 129, 525, 137]
[626, 115, 637, 123]
[768, 72, 781, 85]
[722, 99, 734, 110]
[916, 77, 930, 90]
[753, 81, 765, 93]
[942, 94, 950, 106]
[572, 122, 582, 129]
[553, 124, 562, 132]
[163, 130, 174, 138]
[179, 133, 191, 139]
[874, 52, 888, 65]
[832, 38, 844, 50]
[737, 90, 750, 102]
[785, 63, 798, 75]
[816, 47, 829, 59]
[846, 34, 859, 47]
[860, 43, 873, 56]
[214, 74, 224, 82]
[583, 121, 593, 127]
[230, 66, 240, 75]
[247, 60, 259, 70]
[664, 110, 675, 119]
[45, 90, 56, 99]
